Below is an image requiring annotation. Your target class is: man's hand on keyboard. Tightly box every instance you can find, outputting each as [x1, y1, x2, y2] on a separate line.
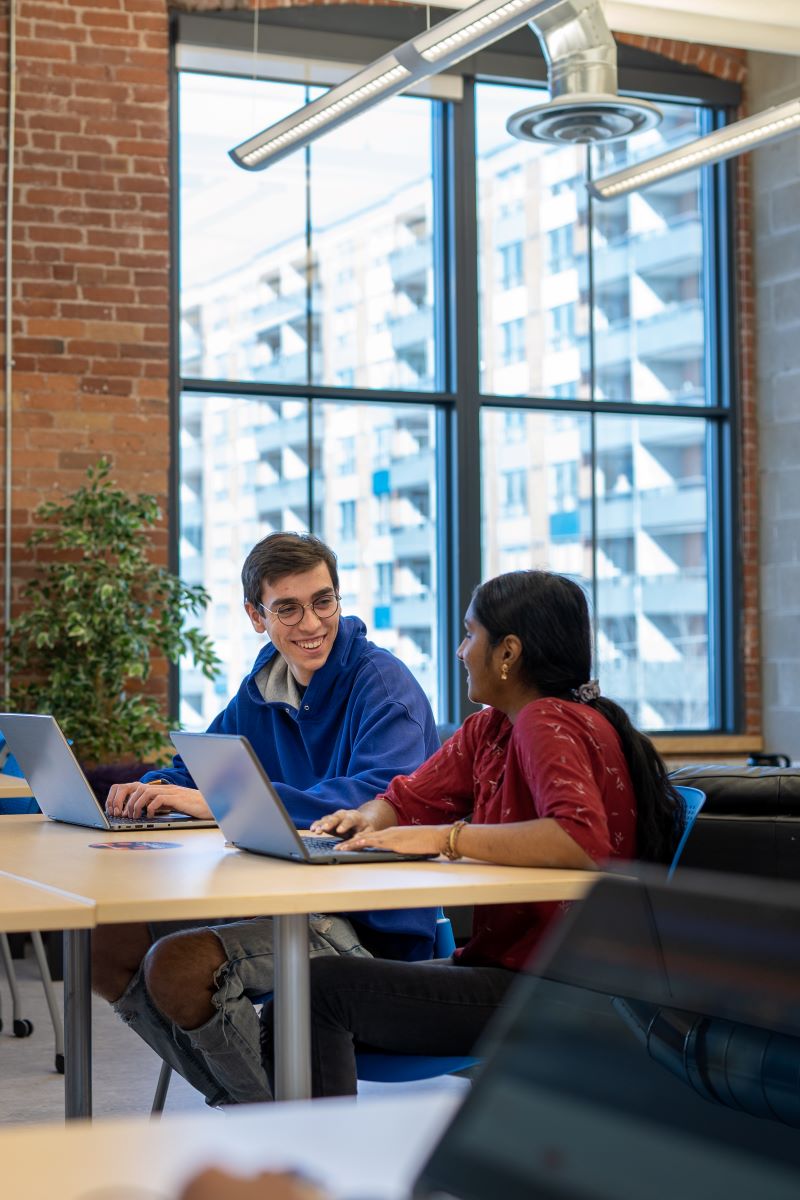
[106, 780, 213, 821]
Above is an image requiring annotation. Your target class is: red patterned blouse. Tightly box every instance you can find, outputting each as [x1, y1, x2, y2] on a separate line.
[380, 697, 637, 971]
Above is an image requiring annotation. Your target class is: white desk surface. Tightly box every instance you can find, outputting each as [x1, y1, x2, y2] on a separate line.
[0, 869, 94, 933]
[0, 771, 33, 799]
[0, 816, 596, 924]
[0, 1089, 460, 1200]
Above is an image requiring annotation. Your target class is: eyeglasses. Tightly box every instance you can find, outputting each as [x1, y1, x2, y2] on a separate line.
[259, 593, 341, 627]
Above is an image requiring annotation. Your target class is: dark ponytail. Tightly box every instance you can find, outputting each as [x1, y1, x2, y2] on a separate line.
[471, 570, 683, 864]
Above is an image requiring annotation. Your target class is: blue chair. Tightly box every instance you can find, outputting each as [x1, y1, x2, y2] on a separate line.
[668, 784, 706, 880]
[353, 909, 480, 1083]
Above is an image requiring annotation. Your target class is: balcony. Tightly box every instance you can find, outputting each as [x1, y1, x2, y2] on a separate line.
[255, 473, 318, 514]
[254, 413, 308, 454]
[388, 523, 436, 558]
[640, 484, 706, 531]
[390, 594, 435, 628]
[597, 572, 708, 617]
[388, 239, 431, 286]
[250, 351, 323, 386]
[588, 219, 702, 290]
[636, 301, 704, 361]
[387, 308, 432, 352]
[389, 450, 435, 490]
[250, 287, 321, 334]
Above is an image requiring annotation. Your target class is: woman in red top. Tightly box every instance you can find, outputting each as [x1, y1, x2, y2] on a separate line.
[260, 569, 681, 1097]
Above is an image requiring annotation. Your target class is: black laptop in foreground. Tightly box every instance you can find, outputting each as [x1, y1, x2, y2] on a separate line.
[411, 866, 800, 1200]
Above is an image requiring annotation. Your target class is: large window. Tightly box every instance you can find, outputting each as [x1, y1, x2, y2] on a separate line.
[176, 27, 736, 735]
[476, 84, 720, 730]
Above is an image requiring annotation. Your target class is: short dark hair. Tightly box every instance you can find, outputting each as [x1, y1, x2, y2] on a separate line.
[241, 532, 339, 608]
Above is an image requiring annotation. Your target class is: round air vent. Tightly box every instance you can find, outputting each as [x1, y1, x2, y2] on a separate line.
[507, 94, 662, 144]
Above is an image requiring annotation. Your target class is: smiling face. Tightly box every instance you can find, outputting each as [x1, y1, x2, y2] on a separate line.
[456, 605, 507, 708]
[245, 562, 341, 686]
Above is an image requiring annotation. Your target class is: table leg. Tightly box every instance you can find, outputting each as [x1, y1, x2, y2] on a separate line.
[64, 928, 92, 1120]
[273, 913, 310, 1101]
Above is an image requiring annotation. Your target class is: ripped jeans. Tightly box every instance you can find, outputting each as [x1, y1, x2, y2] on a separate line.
[114, 914, 371, 1107]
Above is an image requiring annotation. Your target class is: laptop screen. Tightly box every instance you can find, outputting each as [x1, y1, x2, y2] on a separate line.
[413, 870, 800, 1200]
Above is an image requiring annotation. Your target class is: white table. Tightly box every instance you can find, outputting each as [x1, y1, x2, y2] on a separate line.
[0, 870, 94, 934]
[0, 1090, 461, 1200]
[0, 816, 596, 1119]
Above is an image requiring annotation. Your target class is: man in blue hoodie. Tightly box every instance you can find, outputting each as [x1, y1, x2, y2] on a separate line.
[93, 531, 440, 1106]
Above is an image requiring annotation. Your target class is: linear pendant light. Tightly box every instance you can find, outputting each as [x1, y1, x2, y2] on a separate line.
[589, 97, 800, 200]
[230, 0, 558, 170]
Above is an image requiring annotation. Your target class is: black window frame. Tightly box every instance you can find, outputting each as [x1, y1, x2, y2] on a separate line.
[170, 9, 742, 735]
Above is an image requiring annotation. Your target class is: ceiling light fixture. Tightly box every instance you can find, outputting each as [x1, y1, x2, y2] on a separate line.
[230, 0, 613, 170]
[588, 97, 800, 200]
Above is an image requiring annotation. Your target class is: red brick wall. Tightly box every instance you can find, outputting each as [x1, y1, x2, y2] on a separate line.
[0, 0, 171, 697]
[0, 2, 760, 734]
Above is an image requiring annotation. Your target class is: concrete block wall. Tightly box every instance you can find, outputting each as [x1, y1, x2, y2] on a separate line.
[751, 52, 800, 760]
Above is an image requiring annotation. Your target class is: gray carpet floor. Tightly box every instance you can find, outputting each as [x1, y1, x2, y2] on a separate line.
[0, 949, 208, 1125]
[0, 945, 468, 1126]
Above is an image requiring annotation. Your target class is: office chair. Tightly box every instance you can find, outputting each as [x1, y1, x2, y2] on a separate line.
[668, 785, 706, 880]
[0, 931, 65, 1073]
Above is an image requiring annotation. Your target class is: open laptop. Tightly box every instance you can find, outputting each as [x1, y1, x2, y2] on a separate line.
[410, 867, 800, 1200]
[0, 713, 217, 831]
[170, 729, 437, 864]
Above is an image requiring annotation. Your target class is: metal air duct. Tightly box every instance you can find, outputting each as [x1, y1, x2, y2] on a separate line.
[508, 0, 661, 144]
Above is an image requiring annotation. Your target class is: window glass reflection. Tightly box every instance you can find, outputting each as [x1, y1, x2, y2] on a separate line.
[476, 83, 589, 401]
[315, 402, 440, 717]
[596, 413, 710, 729]
[178, 392, 310, 728]
[179, 392, 440, 726]
[180, 72, 438, 391]
[590, 105, 707, 405]
[309, 98, 438, 390]
[481, 408, 711, 730]
[480, 408, 591, 580]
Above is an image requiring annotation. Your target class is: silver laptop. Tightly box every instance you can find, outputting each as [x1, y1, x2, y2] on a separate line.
[0, 713, 217, 831]
[170, 730, 437, 864]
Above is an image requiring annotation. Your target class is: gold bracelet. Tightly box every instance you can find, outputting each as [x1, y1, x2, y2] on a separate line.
[444, 819, 468, 860]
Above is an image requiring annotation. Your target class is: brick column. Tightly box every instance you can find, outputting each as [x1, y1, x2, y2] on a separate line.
[0, 0, 170, 685]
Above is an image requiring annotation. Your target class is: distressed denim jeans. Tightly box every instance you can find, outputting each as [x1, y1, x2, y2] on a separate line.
[114, 914, 371, 1106]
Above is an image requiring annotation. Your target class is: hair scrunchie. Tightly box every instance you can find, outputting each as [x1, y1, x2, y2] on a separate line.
[572, 679, 601, 703]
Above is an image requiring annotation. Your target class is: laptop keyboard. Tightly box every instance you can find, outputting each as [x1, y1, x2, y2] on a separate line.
[110, 812, 181, 824]
[303, 835, 345, 853]
[303, 836, 391, 856]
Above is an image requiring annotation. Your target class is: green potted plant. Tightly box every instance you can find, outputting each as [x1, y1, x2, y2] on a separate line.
[5, 458, 221, 792]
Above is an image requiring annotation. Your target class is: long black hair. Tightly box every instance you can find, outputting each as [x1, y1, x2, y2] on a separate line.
[471, 570, 682, 864]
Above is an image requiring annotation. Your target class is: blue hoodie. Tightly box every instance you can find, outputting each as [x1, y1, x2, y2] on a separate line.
[143, 616, 440, 959]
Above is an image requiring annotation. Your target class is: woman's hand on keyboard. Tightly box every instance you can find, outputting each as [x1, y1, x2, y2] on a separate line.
[105, 780, 213, 820]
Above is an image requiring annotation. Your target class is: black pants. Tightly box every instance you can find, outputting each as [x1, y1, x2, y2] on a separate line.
[260, 955, 517, 1097]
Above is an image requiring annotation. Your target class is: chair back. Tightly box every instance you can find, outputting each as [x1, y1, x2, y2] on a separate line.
[434, 908, 456, 958]
[667, 784, 706, 880]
